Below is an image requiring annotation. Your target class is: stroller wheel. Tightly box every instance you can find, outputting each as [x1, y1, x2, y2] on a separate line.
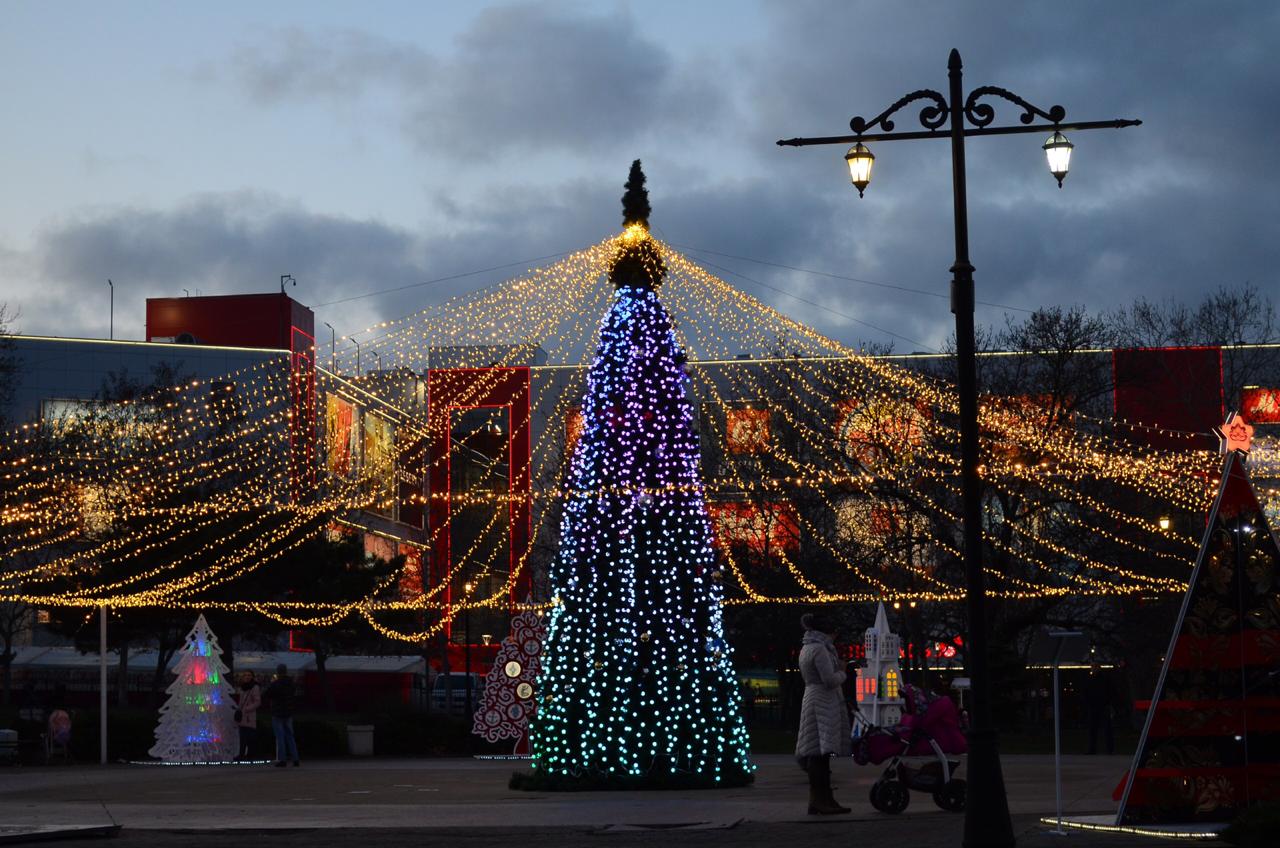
[870, 779, 910, 814]
[932, 778, 966, 812]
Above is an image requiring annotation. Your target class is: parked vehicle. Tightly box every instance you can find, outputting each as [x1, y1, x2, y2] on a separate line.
[430, 673, 486, 714]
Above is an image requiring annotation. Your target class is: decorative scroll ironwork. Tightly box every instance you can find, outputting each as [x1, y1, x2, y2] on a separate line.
[963, 86, 1065, 129]
[847, 85, 1069, 138]
[849, 89, 948, 135]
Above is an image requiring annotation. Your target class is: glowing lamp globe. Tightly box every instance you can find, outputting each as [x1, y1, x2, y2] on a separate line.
[845, 142, 875, 197]
[1043, 131, 1073, 188]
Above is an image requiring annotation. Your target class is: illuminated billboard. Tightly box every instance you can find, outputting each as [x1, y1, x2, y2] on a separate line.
[325, 394, 358, 476]
[708, 501, 799, 555]
[363, 411, 396, 516]
[1243, 387, 1280, 424]
[726, 407, 770, 455]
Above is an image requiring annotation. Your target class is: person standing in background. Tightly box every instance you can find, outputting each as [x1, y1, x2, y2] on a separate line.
[795, 613, 851, 815]
[1083, 661, 1116, 755]
[263, 664, 300, 767]
[235, 670, 261, 761]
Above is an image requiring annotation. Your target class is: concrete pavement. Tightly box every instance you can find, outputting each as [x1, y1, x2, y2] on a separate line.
[0, 754, 1144, 833]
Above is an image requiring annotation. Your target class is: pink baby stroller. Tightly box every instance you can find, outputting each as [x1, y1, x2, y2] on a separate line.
[852, 684, 968, 814]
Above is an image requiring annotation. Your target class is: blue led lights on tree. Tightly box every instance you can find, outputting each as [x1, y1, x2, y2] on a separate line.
[523, 162, 753, 789]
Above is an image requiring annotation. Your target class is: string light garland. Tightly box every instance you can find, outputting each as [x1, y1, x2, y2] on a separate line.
[0, 215, 1240, 641]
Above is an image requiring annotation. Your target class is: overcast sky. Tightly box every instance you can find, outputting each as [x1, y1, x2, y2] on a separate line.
[2, 1, 1277, 353]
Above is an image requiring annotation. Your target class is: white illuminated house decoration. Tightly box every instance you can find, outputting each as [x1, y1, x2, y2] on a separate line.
[856, 602, 905, 728]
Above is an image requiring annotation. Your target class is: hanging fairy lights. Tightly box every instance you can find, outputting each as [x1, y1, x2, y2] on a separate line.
[0, 207, 1233, 636]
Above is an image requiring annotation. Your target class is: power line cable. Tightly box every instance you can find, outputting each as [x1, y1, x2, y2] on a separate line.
[684, 255, 941, 353]
[671, 243, 1033, 314]
[311, 250, 576, 308]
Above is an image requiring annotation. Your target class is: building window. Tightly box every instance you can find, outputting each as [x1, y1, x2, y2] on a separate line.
[884, 668, 900, 700]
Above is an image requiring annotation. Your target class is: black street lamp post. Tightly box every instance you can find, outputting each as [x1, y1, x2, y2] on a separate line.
[779, 50, 1139, 848]
[323, 321, 336, 373]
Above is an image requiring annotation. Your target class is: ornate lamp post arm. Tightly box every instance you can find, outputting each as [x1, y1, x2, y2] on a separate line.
[778, 77, 1138, 147]
[777, 49, 1139, 848]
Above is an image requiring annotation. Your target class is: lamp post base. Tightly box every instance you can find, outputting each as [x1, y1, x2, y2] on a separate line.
[963, 726, 1016, 848]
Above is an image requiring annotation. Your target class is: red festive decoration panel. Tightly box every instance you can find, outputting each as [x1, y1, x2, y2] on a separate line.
[1243, 387, 1280, 424]
[472, 606, 546, 754]
[726, 407, 770, 454]
[708, 501, 799, 555]
[1116, 452, 1280, 824]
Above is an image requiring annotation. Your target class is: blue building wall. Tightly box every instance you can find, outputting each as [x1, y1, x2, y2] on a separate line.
[5, 335, 287, 425]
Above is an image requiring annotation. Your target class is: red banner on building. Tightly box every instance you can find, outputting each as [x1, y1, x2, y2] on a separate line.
[708, 501, 799, 555]
[1243, 387, 1280, 424]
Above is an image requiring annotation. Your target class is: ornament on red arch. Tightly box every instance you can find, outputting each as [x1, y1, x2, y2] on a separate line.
[1214, 411, 1255, 455]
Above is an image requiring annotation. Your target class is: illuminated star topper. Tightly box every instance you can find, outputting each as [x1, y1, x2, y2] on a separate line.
[1214, 411, 1255, 455]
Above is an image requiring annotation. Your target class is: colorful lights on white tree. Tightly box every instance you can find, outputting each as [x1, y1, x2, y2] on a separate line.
[148, 614, 238, 763]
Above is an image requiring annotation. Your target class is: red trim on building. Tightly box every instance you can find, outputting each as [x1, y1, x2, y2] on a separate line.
[427, 368, 533, 640]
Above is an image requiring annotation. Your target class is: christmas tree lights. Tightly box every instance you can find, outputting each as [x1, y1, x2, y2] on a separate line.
[149, 614, 238, 763]
[525, 164, 752, 788]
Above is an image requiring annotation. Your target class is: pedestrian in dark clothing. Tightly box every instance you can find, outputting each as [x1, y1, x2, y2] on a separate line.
[263, 664, 300, 767]
[235, 671, 262, 761]
[1083, 662, 1115, 755]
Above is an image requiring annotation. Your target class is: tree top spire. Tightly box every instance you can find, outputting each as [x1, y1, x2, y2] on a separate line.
[621, 159, 652, 229]
[610, 160, 665, 290]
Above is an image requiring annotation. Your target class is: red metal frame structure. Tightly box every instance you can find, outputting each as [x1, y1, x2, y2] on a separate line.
[1112, 346, 1224, 449]
[289, 325, 316, 500]
[427, 367, 532, 641]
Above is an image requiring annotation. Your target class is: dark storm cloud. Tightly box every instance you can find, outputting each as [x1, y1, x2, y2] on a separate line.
[17, 184, 625, 343]
[733, 0, 1280, 345]
[38, 193, 419, 296]
[229, 4, 727, 158]
[12, 1, 1278, 354]
[232, 29, 437, 103]
[10, 175, 901, 352]
[21, 194, 427, 340]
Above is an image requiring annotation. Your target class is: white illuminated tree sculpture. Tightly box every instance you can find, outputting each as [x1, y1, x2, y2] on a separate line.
[149, 613, 238, 763]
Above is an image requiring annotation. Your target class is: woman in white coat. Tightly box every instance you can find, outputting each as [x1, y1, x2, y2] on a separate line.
[795, 613, 851, 814]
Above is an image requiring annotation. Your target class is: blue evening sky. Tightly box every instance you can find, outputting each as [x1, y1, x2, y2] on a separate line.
[2, 1, 1277, 352]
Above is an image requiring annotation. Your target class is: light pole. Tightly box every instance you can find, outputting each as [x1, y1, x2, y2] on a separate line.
[370, 350, 382, 373]
[107, 280, 113, 340]
[779, 49, 1139, 848]
[463, 580, 474, 720]
[1047, 629, 1084, 835]
[323, 322, 336, 373]
[350, 337, 361, 377]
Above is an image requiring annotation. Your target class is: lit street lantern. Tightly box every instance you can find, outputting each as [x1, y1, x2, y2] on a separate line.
[1043, 131, 1074, 187]
[845, 142, 875, 196]
[778, 50, 1139, 848]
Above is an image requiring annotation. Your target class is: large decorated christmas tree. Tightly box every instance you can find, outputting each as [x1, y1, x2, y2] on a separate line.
[525, 162, 753, 788]
[149, 614, 238, 763]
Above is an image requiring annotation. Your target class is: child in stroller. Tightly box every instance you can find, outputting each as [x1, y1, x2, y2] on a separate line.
[852, 683, 968, 814]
